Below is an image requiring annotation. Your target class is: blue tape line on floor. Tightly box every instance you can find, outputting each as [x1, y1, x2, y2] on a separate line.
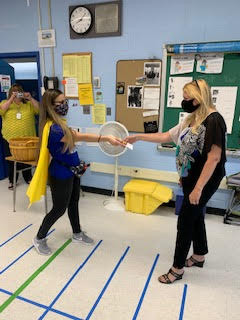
[85, 246, 130, 320]
[179, 284, 188, 320]
[38, 240, 103, 320]
[0, 229, 55, 275]
[0, 224, 32, 247]
[132, 254, 160, 320]
[0, 288, 83, 320]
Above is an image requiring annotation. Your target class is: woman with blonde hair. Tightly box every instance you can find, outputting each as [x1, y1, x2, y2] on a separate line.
[125, 79, 227, 284]
[31, 89, 122, 255]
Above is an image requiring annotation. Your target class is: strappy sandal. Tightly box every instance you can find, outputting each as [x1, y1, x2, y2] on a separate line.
[185, 256, 205, 268]
[158, 268, 184, 284]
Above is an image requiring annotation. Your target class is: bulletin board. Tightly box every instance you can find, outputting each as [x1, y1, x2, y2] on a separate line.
[116, 59, 161, 132]
[162, 52, 240, 149]
[62, 52, 92, 99]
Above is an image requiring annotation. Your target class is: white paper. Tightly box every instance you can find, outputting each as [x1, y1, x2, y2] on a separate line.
[38, 29, 56, 48]
[196, 53, 224, 73]
[85, 127, 100, 146]
[143, 110, 159, 117]
[143, 87, 160, 109]
[178, 112, 188, 124]
[170, 55, 195, 75]
[65, 78, 78, 97]
[126, 143, 133, 150]
[167, 77, 193, 108]
[211, 86, 237, 134]
[69, 126, 82, 145]
[0, 74, 11, 92]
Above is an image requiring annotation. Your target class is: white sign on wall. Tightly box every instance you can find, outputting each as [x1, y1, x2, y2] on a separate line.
[0, 75, 11, 93]
[38, 29, 56, 48]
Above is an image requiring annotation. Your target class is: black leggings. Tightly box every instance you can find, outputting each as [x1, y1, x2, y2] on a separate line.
[173, 179, 221, 269]
[3, 138, 32, 184]
[37, 174, 81, 239]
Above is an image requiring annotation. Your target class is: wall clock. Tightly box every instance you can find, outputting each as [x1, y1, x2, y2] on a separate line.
[69, 0, 122, 39]
[69, 6, 93, 34]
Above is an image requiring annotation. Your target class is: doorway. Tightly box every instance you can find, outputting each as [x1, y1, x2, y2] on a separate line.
[0, 51, 41, 99]
[0, 51, 41, 179]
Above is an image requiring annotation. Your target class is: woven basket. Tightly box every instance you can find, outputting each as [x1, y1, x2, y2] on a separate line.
[9, 137, 39, 161]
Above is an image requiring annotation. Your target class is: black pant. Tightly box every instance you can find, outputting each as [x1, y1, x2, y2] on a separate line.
[3, 138, 32, 184]
[37, 174, 81, 239]
[173, 179, 221, 269]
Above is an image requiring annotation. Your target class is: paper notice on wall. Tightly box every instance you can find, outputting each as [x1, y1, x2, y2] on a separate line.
[196, 53, 224, 73]
[167, 76, 192, 108]
[143, 87, 160, 109]
[65, 78, 78, 97]
[85, 127, 100, 146]
[170, 55, 195, 75]
[78, 83, 94, 105]
[92, 104, 106, 125]
[76, 55, 91, 83]
[38, 29, 56, 48]
[211, 86, 237, 134]
[0, 74, 11, 92]
[95, 91, 103, 103]
[63, 55, 77, 78]
[143, 110, 159, 117]
[63, 55, 91, 83]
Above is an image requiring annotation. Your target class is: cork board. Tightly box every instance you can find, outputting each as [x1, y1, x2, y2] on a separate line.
[116, 59, 161, 132]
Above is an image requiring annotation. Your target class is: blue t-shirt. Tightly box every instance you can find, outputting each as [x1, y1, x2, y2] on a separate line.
[48, 124, 80, 179]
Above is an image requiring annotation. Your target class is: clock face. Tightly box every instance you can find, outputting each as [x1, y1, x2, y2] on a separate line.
[70, 6, 92, 34]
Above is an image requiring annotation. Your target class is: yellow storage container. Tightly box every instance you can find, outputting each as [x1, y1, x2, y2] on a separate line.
[123, 179, 172, 215]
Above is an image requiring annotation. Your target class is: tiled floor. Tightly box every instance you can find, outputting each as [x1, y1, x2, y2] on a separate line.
[0, 177, 240, 320]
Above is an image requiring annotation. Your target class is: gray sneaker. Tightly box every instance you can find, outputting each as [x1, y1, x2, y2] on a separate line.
[72, 231, 94, 245]
[32, 236, 52, 255]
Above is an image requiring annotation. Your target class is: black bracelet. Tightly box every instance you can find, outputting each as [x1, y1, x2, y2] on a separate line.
[98, 135, 102, 143]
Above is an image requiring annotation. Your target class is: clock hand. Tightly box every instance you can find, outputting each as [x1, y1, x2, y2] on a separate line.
[79, 12, 86, 22]
[71, 13, 86, 23]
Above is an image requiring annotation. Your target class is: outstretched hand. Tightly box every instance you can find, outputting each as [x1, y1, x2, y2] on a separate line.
[106, 135, 125, 146]
[124, 135, 138, 144]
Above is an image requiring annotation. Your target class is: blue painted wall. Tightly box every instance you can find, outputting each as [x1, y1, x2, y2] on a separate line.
[0, 0, 240, 208]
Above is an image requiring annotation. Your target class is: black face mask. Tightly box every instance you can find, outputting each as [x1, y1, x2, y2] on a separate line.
[181, 99, 200, 113]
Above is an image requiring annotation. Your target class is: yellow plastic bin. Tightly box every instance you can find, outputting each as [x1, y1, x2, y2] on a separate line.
[123, 179, 172, 215]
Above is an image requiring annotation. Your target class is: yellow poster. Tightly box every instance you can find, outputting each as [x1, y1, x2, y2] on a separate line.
[62, 55, 77, 78]
[78, 83, 94, 105]
[92, 104, 106, 124]
[76, 56, 91, 83]
[63, 54, 91, 83]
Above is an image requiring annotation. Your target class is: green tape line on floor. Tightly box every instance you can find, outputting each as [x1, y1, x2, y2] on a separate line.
[0, 239, 71, 313]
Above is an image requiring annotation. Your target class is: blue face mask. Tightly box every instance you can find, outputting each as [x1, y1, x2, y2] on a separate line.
[54, 102, 69, 116]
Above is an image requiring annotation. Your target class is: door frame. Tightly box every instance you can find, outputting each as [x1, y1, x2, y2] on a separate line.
[0, 51, 42, 100]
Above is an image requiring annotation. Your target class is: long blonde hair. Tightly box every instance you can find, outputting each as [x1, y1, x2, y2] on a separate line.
[182, 79, 215, 133]
[39, 89, 74, 153]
